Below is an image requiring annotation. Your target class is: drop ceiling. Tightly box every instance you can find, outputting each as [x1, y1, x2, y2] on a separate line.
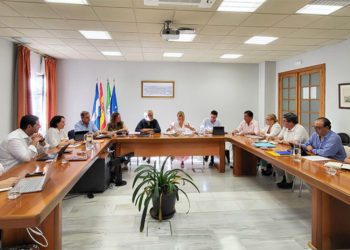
[0, 0, 350, 63]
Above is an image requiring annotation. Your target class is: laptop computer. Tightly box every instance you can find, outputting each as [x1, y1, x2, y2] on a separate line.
[213, 126, 225, 135]
[74, 130, 89, 141]
[36, 144, 70, 161]
[16, 160, 55, 194]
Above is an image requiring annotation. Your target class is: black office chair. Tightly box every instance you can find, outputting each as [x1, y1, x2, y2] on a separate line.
[338, 133, 350, 146]
[68, 129, 75, 140]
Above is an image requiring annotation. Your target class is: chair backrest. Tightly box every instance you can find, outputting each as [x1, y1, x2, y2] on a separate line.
[344, 146, 350, 158]
[68, 130, 75, 140]
[338, 133, 350, 146]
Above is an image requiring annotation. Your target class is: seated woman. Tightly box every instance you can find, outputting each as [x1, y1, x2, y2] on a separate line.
[260, 114, 282, 176]
[167, 111, 196, 168]
[107, 112, 128, 133]
[45, 115, 69, 148]
[107, 112, 129, 170]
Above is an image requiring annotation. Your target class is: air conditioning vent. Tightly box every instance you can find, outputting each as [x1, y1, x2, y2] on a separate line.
[144, 0, 215, 8]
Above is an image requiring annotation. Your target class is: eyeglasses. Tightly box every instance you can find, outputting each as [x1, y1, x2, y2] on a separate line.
[313, 126, 323, 130]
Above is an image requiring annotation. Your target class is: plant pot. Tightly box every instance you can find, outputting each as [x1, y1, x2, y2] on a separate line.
[150, 191, 177, 220]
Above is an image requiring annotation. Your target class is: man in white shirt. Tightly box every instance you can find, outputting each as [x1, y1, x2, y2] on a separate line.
[0, 115, 48, 172]
[233, 110, 259, 135]
[200, 110, 222, 167]
[274, 112, 309, 189]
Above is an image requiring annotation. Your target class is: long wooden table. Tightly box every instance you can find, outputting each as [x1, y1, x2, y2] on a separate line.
[1, 134, 350, 250]
[228, 134, 350, 250]
[115, 134, 227, 172]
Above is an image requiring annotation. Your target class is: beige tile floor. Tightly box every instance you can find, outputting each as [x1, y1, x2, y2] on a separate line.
[62, 157, 311, 250]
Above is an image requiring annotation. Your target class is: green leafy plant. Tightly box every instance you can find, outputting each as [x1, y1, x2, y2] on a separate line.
[132, 156, 200, 232]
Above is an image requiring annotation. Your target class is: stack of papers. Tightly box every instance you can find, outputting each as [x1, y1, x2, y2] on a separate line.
[0, 177, 18, 192]
[324, 162, 350, 170]
[302, 156, 330, 161]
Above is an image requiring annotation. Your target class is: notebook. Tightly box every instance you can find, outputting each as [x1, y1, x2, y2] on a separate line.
[253, 142, 276, 148]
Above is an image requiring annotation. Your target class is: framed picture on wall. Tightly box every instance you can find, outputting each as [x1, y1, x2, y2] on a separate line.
[141, 81, 175, 98]
[339, 83, 350, 109]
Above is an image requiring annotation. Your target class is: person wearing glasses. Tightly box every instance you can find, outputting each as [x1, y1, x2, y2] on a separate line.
[274, 113, 309, 189]
[302, 117, 346, 161]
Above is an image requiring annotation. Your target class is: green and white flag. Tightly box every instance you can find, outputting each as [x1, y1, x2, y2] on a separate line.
[106, 79, 112, 122]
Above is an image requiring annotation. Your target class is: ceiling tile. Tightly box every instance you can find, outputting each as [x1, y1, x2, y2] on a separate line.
[260, 27, 299, 37]
[116, 40, 142, 47]
[200, 25, 234, 35]
[61, 38, 90, 46]
[49, 30, 83, 39]
[143, 53, 162, 61]
[103, 22, 138, 33]
[88, 0, 133, 7]
[33, 37, 65, 45]
[5, 2, 60, 18]
[194, 35, 226, 43]
[110, 32, 139, 41]
[137, 23, 162, 34]
[15, 28, 54, 38]
[134, 9, 174, 23]
[0, 27, 23, 37]
[0, 16, 39, 28]
[331, 6, 350, 16]
[49, 4, 98, 20]
[208, 12, 250, 26]
[306, 16, 350, 29]
[139, 33, 163, 42]
[66, 20, 105, 30]
[274, 37, 329, 46]
[30, 18, 71, 29]
[70, 45, 98, 52]
[274, 15, 322, 28]
[230, 26, 266, 36]
[240, 14, 288, 27]
[93, 7, 135, 22]
[0, 2, 20, 17]
[174, 11, 213, 25]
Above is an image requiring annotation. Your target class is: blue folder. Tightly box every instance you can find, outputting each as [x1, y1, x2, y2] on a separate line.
[253, 142, 276, 148]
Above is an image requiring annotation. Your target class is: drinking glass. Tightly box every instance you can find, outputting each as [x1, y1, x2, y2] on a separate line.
[293, 141, 302, 162]
[84, 132, 94, 150]
[8, 184, 21, 200]
[326, 166, 337, 176]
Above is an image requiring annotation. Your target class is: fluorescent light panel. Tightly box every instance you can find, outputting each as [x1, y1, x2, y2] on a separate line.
[296, 4, 343, 15]
[45, 0, 88, 4]
[220, 54, 242, 59]
[245, 36, 278, 45]
[102, 51, 122, 56]
[79, 30, 111, 40]
[218, 0, 266, 12]
[163, 52, 183, 58]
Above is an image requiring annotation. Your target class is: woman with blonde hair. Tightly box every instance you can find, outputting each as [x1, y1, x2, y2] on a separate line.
[261, 114, 281, 138]
[260, 114, 281, 176]
[167, 111, 196, 167]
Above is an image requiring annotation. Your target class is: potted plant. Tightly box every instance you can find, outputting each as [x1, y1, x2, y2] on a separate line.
[132, 156, 200, 232]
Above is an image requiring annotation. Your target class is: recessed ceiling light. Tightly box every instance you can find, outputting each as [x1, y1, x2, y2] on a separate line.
[218, 0, 266, 12]
[102, 51, 122, 56]
[45, 0, 88, 4]
[79, 30, 111, 40]
[296, 4, 343, 15]
[245, 36, 278, 45]
[163, 52, 183, 58]
[220, 54, 242, 59]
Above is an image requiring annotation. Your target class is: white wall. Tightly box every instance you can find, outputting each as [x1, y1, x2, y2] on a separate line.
[57, 60, 259, 132]
[276, 39, 350, 134]
[0, 39, 15, 140]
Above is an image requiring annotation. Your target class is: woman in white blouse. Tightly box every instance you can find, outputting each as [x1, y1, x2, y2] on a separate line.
[260, 114, 281, 176]
[167, 111, 196, 167]
[261, 114, 281, 138]
[45, 115, 69, 148]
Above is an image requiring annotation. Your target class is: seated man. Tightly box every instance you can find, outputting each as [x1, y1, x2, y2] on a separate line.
[135, 110, 161, 133]
[75, 111, 99, 132]
[199, 110, 222, 167]
[303, 117, 346, 161]
[274, 112, 309, 189]
[0, 115, 48, 173]
[233, 110, 259, 135]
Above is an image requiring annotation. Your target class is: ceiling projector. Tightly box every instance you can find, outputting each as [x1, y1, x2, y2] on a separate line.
[161, 20, 195, 41]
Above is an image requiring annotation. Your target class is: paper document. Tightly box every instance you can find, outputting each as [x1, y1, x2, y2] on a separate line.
[302, 156, 330, 161]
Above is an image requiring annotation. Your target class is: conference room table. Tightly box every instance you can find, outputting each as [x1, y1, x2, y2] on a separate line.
[0, 134, 349, 250]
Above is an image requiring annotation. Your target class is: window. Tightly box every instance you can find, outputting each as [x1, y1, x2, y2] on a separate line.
[30, 52, 47, 133]
[278, 64, 325, 134]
